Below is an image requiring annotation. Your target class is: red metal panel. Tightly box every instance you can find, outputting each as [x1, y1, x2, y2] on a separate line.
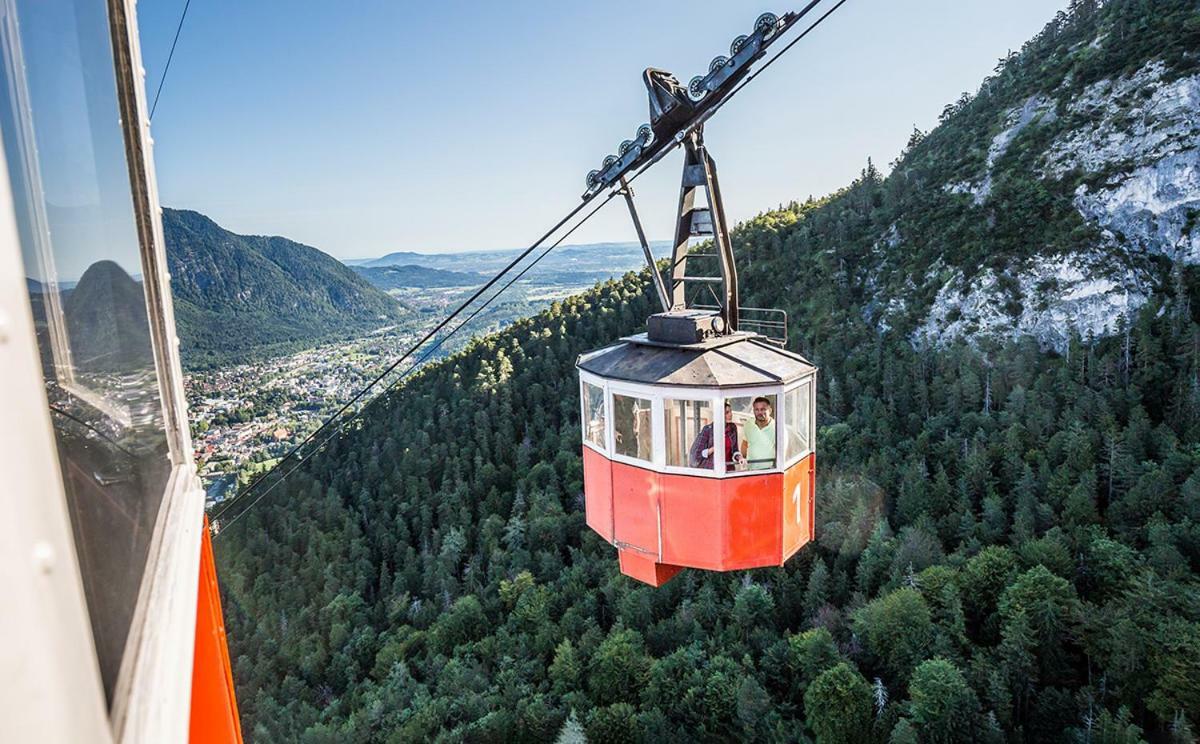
[190, 517, 243, 744]
[582, 446, 615, 542]
[590, 448, 815, 584]
[658, 471, 725, 571]
[618, 549, 683, 587]
[611, 459, 660, 557]
[782, 454, 815, 562]
[721, 472, 783, 569]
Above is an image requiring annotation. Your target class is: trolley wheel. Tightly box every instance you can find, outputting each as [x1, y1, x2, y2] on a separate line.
[709, 55, 729, 73]
[755, 12, 779, 38]
[636, 123, 653, 145]
[618, 139, 634, 156]
[730, 35, 749, 56]
[688, 76, 708, 101]
[602, 155, 618, 169]
[586, 170, 601, 189]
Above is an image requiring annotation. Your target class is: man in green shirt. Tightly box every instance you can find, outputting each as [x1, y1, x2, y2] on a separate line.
[740, 396, 776, 470]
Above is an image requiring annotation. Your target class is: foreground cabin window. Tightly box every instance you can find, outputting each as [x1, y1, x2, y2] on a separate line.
[612, 393, 653, 462]
[729, 393, 777, 470]
[581, 381, 606, 450]
[0, 0, 171, 708]
[784, 381, 813, 463]
[664, 397, 713, 469]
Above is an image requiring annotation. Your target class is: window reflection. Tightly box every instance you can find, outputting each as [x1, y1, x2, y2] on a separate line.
[581, 381, 606, 450]
[612, 393, 653, 462]
[665, 397, 713, 469]
[784, 382, 812, 463]
[0, 0, 170, 708]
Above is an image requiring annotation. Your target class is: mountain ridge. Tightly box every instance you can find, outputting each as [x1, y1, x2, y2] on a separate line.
[163, 208, 406, 367]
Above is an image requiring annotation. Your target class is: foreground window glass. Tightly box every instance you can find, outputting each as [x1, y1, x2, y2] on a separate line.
[729, 393, 777, 470]
[0, 0, 170, 708]
[664, 397, 713, 469]
[581, 381, 606, 450]
[612, 393, 653, 462]
[784, 382, 812, 462]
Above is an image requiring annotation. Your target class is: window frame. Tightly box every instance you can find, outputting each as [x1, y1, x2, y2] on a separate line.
[606, 382, 660, 468]
[105, 0, 206, 737]
[781, 374, 817, 469]
[721, 387, 784, 477]
[660, 391, 722, 476]
[0, 0, 204, 739]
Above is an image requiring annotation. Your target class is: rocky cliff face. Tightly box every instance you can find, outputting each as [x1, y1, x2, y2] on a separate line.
[908, 59, 1200, 353]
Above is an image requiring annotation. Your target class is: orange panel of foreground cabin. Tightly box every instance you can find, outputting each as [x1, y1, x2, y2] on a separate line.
[659, 468, 724, 571]
[782, 454, 816, 561]
[611, 459, 660, 556]
[722, 471, 784, 569]
[190, 517, 243, 744]
[582, 446, 614, 542]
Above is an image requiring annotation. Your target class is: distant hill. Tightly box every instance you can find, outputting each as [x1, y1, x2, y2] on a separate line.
[360, 241, 670, 274]
[163, 208, 405, 368]
[354, 240, 672, 292]
[351, 264, 483, 290]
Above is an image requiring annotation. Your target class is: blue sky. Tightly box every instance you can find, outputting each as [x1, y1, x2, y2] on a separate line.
[137, 0, 1070, 259]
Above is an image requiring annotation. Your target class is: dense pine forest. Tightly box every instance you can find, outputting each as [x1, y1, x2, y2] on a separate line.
[215, 1, 1200, 741]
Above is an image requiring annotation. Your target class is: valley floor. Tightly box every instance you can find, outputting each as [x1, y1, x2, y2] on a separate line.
[188, 275, 612, 504]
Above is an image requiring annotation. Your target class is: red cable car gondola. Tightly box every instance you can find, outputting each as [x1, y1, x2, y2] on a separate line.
[576, 62, 818, 584]
[578, 327, 817, 587]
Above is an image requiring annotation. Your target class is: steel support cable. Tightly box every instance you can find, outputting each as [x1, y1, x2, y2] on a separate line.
[209, 0, 852, 534]
[212, 191, 619, 536]
[150, 0, 195, 119]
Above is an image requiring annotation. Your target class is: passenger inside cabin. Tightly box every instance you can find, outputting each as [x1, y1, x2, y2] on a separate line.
[740, 396, 776, 470]
[690, 403, 742, 469]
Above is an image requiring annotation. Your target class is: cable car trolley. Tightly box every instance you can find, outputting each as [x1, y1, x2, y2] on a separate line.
[576, 8, 818, 586]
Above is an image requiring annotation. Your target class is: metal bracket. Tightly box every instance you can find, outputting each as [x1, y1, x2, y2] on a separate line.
[667, 127, 739, 331]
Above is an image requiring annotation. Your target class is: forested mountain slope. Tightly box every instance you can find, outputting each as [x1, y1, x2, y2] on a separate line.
[163, 208, 406, 368]
[215, 2, 1200, 741]
[848, 0, 1200, 352]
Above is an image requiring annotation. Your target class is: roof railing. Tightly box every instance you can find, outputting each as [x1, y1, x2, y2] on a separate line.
[695, 304, 787, 346]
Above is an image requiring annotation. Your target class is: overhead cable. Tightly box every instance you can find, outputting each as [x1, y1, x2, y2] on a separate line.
[150, 0, 195, 119]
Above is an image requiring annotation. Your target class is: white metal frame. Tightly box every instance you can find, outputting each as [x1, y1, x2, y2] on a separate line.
[0, 104, 114, 744]
[578, 369, 814, 480]
[106, 0, 205, 740]
[579, 378, 608, 454]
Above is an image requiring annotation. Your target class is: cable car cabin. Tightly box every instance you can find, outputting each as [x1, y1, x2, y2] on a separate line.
[0, 0, 242, 741]
[577, 321, 817, 587]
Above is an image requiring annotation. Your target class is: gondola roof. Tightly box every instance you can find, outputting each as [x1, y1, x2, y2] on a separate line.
[577, 333, 815, 388]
